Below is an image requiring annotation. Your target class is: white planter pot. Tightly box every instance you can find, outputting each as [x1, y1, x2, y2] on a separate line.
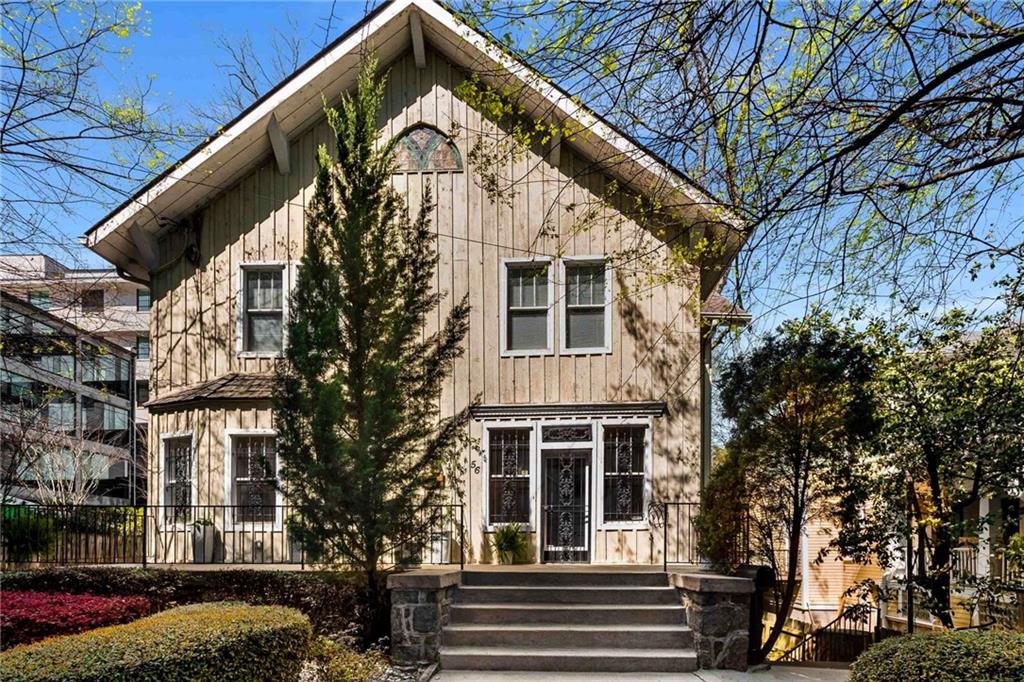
[192, 525, 217, 563]
[430, 531, 451, 564]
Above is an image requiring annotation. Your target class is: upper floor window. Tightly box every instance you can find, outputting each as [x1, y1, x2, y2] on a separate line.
[28, 291, 49, 310]
[1, 370, 76, 432]
[81, 289, 104, 313]
[393, 124, 462, 172]
[561, 259, 611, 353]
[81, 342, 131, 399]
[136, 379, 149, 406]
[82, 397, 129, 447]
[136, 289, 151, 312]
[239, 265, 285, 354]
[501, 259, 552, 355]
[136, 334, 150, 360]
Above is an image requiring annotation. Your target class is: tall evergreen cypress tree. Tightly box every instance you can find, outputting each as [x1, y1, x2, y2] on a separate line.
[273, 57, 471, 639]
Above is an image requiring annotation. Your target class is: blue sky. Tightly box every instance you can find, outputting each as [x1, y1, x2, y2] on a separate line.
[30, 1, 368, 268]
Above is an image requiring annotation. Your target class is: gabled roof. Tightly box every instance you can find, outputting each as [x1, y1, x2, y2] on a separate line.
[83, 0, 743, 296]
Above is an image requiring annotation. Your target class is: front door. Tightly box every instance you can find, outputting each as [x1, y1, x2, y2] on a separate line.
[541, 449, 590, 563]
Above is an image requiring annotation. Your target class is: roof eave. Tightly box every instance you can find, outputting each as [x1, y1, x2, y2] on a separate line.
[84, 0, 745, 283]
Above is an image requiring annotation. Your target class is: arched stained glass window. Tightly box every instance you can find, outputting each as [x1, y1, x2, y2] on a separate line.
[393, 124, 463, 172]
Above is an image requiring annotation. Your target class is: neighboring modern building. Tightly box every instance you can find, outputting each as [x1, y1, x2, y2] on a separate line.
[0, 254, 152, 418]
[80, 0, 748, 564]
[1, 292, 139, 503]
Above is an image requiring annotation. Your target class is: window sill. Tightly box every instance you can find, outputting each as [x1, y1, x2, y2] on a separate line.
[598, 521, 649, 531]
[236, 351, 284, 359]
[560, 346, 612, 356]
[485, 523, 535, 533]
[223, 522, 285, 532]
[500, 349, 554, 358]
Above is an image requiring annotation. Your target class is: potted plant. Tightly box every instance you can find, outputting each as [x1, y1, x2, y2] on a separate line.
[191, 518, 217, 564]
[491, 523, 527, 564]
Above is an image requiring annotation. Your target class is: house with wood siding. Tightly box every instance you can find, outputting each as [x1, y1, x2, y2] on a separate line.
[81, 0, 747, 565]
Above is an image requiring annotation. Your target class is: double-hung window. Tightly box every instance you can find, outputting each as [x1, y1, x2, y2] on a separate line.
[487, 428, 532, 525]
[602, 426, 647, 523]
[136, 334, 150, 360]
[81, 289, 104, 313]
[229, 433, 278, 524]
[562, 259, 611, 352]
[136, 289, 151, 312]
[502, 260, 552, 354]
[240, 265, 285, 354]
[163, 435, 193, 524]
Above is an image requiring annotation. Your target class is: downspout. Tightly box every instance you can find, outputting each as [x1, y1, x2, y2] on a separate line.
[801, 524, 811, 612]
[700, 326, 713, 491]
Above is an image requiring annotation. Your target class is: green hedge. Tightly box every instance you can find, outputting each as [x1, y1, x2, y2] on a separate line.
[851, 630, 1024, 682]
[0, 603, 312, 682]
[0, 567, 363, 641]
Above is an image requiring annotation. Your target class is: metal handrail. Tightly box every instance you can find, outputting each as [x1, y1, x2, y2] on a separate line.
[777, 602, 877, 663]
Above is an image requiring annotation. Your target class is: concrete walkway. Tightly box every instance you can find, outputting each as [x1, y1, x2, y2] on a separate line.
[432, 666, 849, 681]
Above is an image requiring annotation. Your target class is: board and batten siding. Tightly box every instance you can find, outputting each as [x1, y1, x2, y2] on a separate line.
[148, 45, 703, 564]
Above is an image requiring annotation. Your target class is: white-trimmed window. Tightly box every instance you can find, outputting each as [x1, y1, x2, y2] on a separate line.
[162, 434, 194, 524]
[602, 425, 647, 523]
[487, 427, 532, 525]
[501, 258, 553, 355]
[226, 431, 279, 525]
[238, 263, 286, 355]
[561, 257, 611, 353]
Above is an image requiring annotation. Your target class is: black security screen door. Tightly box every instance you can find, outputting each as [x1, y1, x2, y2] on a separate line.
[542, 450, 590, 563]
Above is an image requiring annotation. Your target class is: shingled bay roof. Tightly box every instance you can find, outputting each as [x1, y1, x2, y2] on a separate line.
[145, 373, 275, 410]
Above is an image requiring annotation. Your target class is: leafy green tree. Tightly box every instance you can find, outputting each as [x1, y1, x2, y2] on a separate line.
[836, 275, 1024, 628]
[1, 1, 195, 262]
[273, 57, 471, 641]
[453, 1, 1024, 313]
[695, 447, 749, 574]
[712, 313, 880, 660]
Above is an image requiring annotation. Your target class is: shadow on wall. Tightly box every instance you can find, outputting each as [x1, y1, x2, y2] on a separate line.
[616, 273, 700, 505]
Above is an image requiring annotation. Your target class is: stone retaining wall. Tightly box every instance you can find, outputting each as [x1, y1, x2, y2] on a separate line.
[388, 569, 460, 667]
[671, 572, 754, 670]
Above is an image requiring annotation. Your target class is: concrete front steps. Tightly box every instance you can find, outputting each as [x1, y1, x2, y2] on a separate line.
[439, 570, 697, 673]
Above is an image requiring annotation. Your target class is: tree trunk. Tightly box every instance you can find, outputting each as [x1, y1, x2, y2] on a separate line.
[929, 523, 955, 628]
[757, 528, 802, 661]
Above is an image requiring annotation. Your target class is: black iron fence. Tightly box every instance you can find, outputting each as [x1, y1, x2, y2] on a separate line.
[1, 503, 464, 568]
[777, 603, 886, 663]
[656, 501, 750, 570]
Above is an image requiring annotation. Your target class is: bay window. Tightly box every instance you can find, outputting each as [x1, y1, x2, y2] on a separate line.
[487, 427, 532, 524]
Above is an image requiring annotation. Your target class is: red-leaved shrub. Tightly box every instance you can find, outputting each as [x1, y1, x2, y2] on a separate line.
[0, 591, 151, 648]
